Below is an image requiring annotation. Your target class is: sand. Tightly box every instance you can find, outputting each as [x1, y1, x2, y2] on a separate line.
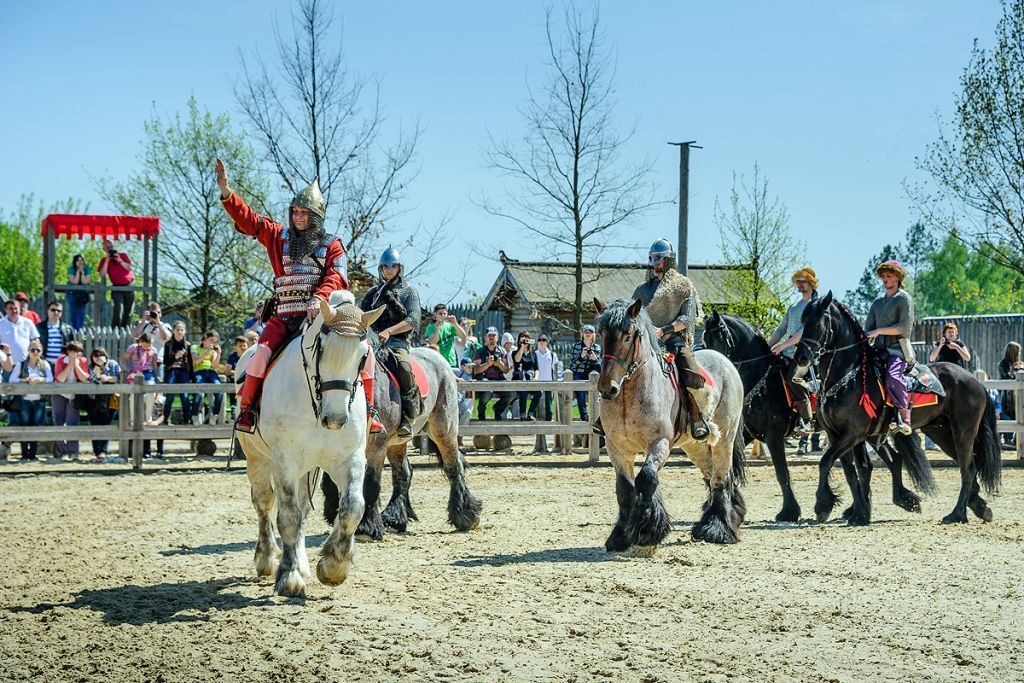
[0, 457, 1022, 682]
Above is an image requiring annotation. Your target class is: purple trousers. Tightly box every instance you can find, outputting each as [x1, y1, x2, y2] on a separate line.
[885, 355, 909, 409]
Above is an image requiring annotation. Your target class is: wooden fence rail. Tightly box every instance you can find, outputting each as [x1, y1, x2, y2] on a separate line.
[2, 370, 1021, 469]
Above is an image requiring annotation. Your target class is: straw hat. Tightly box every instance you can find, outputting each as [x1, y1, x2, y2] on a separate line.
[790, 267, 819, 290]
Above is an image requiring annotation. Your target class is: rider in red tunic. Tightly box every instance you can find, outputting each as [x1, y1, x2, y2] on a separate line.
[216, 158, 382, 434]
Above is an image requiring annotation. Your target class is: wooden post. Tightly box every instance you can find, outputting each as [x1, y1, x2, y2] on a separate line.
[559, 388, 572, 455]
[588, 371, 600, 463]
[131, 374, 145, 471]
[118, 384, 130, 463]
[1016, 370, 1024, 462]
[151, 233, 159, 302]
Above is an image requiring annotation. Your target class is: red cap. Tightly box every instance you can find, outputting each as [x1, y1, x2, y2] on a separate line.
[14, 292, 29, 301]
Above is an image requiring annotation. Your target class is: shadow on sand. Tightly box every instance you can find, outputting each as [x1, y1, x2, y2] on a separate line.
[159, 533, 328, 557]
[7, 577, 274, 626]
[452, 546, 613, 567]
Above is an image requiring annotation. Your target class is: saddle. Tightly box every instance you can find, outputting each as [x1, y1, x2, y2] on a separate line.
[870, 355, 945, 408]
[234, 317, 305, 387]
[376, 347, 430, 399]
[659, 353, 713, 440]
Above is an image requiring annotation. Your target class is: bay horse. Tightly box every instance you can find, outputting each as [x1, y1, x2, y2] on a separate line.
[594, 298, 747, 552]
[235, 291, 383, 597]
[794, 291, 1002, 525]
[703, 311, 935, 522]
[321, 344, 482, 539]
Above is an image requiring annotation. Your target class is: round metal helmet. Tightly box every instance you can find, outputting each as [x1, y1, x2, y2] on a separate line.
[290, 179, 326, 219]
[379, 246, 402, 269]
[648, 238, 675, 266]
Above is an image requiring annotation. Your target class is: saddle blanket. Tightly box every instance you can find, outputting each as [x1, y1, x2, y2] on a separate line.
[383, 358, 430, 398]
[877, 363, 944, 408]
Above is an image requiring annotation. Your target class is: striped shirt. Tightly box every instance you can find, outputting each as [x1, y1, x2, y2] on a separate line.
[44, 323, 64, 363]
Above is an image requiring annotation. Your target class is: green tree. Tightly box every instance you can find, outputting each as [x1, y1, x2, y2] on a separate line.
[714, 163, 804, 331]
[915, 235, 1024, 314]
[99, 98, 270, 331]
[911, 0, 1024, 279]
[0, 194, 96, 301]
[846, 244, 901, 319]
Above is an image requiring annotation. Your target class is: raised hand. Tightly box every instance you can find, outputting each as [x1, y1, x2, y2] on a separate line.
[216, 158, 230, 198]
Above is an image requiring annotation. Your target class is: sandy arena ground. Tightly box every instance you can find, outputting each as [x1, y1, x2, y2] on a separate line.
[0, 455, 1022, 682]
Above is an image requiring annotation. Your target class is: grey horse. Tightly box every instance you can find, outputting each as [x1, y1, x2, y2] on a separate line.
[322, 345, 482, 538]
[594, 298, 747, 552]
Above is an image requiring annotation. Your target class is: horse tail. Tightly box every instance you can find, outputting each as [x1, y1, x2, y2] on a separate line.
[321, 472, 340, 525]
[973, 393, 1002, 494]
[891, 432, 937, 495]
[731, 411, 747, 487]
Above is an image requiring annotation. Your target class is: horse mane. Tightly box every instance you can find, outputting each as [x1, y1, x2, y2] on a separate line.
[719, 312, 772, 355]
[596, 299, 657, 358]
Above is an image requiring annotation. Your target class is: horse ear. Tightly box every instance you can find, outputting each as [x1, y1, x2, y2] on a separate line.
[318, 298, 334, 323]
[593, 298, 606, 313]
[361, 305, 386, 329]
[822, 290, 834, 308]
[627, 298, 643, 318]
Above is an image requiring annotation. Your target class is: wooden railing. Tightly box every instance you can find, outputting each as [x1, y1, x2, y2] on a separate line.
[982, 369, 1024, 461]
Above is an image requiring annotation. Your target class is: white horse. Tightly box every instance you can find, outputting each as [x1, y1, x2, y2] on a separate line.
[235, 290, 384, 597]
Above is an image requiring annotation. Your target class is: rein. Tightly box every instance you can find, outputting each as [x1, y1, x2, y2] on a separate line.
[300, 320, 368, 421]
[602, 323, 647, 385]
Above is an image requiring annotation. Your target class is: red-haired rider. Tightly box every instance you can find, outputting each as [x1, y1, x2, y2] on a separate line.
[216, 158, 383, 434]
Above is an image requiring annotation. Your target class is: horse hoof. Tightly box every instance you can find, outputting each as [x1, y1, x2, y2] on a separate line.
[840, 506, 854, 521]
[814, 510, 831, 523]
[254, 556, 278, 577]
[317, 554, 352, 586]
[274, 569, 307, 598]
[846, 515, 870, 527]
[692, 519, 739, 544]
[775, 507, 801, 523]
[894, 495, 922, 514]
[355, 532, 382, 542]
[981, 508, 993, 523]
[940, 513, 968, 525]
[605, 526, 631, 552]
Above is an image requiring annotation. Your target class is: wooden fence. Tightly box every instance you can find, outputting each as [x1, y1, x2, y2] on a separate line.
[2, 371, 1022, 469]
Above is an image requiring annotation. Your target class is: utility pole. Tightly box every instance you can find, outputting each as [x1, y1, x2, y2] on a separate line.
[667, 141, 701, 276]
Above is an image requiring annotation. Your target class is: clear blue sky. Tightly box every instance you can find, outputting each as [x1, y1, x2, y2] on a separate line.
[0, 1, 1004, 306]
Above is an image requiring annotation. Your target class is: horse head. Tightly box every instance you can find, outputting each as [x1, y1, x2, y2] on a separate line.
[793, 290, 834, 369]
[594, 297, 646, 399]
[702, 311, 736, 358]
[308, 294, 385, 430]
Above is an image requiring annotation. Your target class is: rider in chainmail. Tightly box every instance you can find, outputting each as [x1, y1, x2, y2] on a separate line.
[361, 246, 422, 438]
[593, 238, 710, 441]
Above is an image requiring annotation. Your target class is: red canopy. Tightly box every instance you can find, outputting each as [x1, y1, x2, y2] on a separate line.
[41, 214, 161, 240]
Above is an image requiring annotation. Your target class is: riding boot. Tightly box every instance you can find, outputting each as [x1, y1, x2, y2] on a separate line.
[398, 386, 421, 438]
[794, 396, 815, 436]
[685, 389, 710, 441]
[591, 416, 605, 436]
[895, 407, 912, 436]
[361, 374, 385, 435]
[234, 374, 264, 434]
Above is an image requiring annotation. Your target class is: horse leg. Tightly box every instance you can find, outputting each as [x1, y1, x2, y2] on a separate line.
[355, 446, 387, 541]
[878, 440, 922, 513]
[841, 444, 872, 527]
[626, 437, 672, 553]
[381, 445, 413, 531]
[318, 452, 366, 586]
[271, 463, 310, 598]
[966, 479, 993, 523]
[928, 424, 976, 524]
[245, 447, 279, 577]
[691, 434, 744, 544]
[604, 440, 635, 552]
[426, 405, 482, 532]
[814, 434, 857, 522]
[765, 428, 800, 522]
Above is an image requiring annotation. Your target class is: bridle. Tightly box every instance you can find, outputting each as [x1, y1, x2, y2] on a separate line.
[300, 319, 368, 421]
[601, 322, 647, 385]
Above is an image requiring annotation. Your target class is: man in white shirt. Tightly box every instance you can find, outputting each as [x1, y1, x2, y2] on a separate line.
[0, 299, 40, 377]
[532, 334, 560, 420]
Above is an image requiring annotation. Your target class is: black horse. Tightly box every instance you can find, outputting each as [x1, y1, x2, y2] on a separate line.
[794, 292, 1002, 525]
[703, 311, 935, 522]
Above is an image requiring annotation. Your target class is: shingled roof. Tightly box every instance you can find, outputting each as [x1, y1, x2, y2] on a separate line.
[481, 257, 745, 312]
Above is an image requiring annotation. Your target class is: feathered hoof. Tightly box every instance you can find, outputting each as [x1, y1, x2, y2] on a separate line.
[274, 568, 307, 598]
[940, 512, 969, 525]
[448, 493, 483, 532]
[381, 502, 409, 533]
[253, 547, 280, 577]
[845, 513, 871, 527]
[355, 519, 384, 542]
[980, 508, 993, 523]
[840, 505, 854, 521]
[775, 505, 801, 523]
[691, 517, 739, 545]
[316, 553, 353, 586]
[893, 491, 922, 514]
[604, 524, 631, 553]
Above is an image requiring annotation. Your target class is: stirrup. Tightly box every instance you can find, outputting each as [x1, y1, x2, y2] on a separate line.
[368, 407, 386, 435]
[591, 417, 605, 436]
[234, 408, 258, 434]
[794, 418, 814, 437]
[690, 418, 710, 441]
[397, 421, 414, 438]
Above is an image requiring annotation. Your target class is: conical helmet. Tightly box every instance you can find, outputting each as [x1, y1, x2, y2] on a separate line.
[290, 179, 326, 218]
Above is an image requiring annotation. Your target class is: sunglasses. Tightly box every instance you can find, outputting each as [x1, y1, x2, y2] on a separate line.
[49, 308, 62, 313]
[30, 349, 41, 353]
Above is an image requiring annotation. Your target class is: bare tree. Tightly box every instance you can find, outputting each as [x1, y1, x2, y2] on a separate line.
[910, 0, 1024, 279]
[234, 0, 431, 270]
[714, 163, 805, 331]
[480, 4, 665, 332]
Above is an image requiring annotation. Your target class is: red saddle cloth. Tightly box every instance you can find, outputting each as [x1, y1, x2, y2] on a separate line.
[781, 381, 819, 413]
[384, 358, 430, 398]
[877, 379, 939, 409]
[663, 354, 714, 390]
